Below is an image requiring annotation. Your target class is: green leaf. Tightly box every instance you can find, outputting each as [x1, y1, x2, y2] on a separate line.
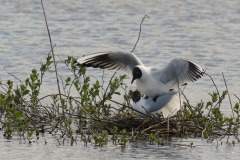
[93, 134, 98, 140]
[13, 123, 19, 127]
[83, 94, 88, 101]
[28, 131, 33, 137]
[25, 78, 29, 86]
[95, 121, 99, 124]
[218, 121, 224, 125]
[95, 80, 100, 88]
[82, 83, 88, 92]
[212, 96, 218, 103]
[40, 64, 46, 71]
[208, 93, 213, 98]
[30, 74, 35, 82]
[184, 109, 191, 118]
[23, 90, 30, 95]
[67, 56, 71, 61]
[234, 103, 239, 110]
[66, 77, 71, 82]
[205, 101, 212, 109]
[18, 128, 23, 132]
[234, 109, 239, 114]
[47, 55, 52, 61]
[93, 91, 99, 96]
[121, 129, 126, 135]
[47, 61, 52, 65]
[32, 90, 39, 96]
[72, 57, 77, 63]
[14, 111, 22, 119]
[20, 85, 26, 92]
[36, 128, 40, 136]
[34, 83, 41, 87]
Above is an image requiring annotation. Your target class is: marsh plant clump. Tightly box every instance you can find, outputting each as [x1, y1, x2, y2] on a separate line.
[0, 54, 239, 147]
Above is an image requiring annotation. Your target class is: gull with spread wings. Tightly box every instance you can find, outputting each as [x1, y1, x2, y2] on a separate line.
[77, 51, 204, 101]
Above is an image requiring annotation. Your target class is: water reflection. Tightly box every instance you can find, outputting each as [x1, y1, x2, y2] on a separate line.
[1, 132, 240, 159]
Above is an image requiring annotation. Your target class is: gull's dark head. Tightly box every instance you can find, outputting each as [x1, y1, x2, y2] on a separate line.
[131, 67, 142, 84]
[132, 91, 141, 103]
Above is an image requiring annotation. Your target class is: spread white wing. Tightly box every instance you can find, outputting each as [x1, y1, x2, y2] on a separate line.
[154, 57, 204, 88]
[77, 51, 144, 76]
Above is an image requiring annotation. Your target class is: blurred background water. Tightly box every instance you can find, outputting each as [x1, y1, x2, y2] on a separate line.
[1, 0, 240, 159]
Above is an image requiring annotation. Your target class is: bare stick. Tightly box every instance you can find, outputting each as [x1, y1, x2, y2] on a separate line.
[205, 72, 221, 108]
[234, 94, 240, 102]
[177, 80, 182, 111]
[167, 116, 169, 131]
[204, 72, 220, 98]
[41, 0, 64, 116]
[222, 72, 234, 117]
[4, 67, 25, 86]
[141, 119, 168, 133]
[179, 88, 194, 113]
[108, 99, 151, 118]
[140, 105, 159, 121]
[201, 128, 206, 140]
[131, 15, 150, 53]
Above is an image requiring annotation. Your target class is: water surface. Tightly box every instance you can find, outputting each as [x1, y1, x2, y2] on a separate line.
[1, 0, 240, 159]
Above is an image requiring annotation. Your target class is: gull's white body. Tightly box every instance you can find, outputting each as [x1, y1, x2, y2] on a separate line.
[77, 51, 204, 96]
[132, 91, 181, 118]
[135, 66, 174, 96]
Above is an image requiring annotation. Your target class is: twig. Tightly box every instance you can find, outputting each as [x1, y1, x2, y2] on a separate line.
[167, 116, 169, 131]
[103, 72, 116, 101]
[131, 15, 150, 53]
[141, 105, 155, 118]
[107, 99, 151, 118]
[201, 127, 206, 140]
[179, 88, 194, 113]
[234, 94, 240, 102]
[136, 119, 150, 130]
[4, 67, 25, 86]
[38, 46, 56, 92]
[219, 134, 226, 141]
[177, 81, 182, 111]
[205, 72, 221, 108]
[141, 119, 168, 133]
[47, 44, 56, 57]
[41, 0, 64, 116]
[76, 102, 99, 121]
[222, 72, 234, 117]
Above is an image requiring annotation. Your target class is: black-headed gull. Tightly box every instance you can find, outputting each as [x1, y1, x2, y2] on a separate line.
[132, 90, 181, 118]
[77, 51, 204, 98]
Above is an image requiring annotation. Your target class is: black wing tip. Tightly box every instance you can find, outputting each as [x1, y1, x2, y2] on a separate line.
[77, 53, 124, 71]
[187, 61, 204, 82]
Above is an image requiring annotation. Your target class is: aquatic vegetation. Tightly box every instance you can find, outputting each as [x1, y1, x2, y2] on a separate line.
[0, 54, 239, 148]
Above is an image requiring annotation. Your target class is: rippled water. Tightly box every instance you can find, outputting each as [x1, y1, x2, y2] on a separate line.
[1, 0, 240, 159]
[0, 133, 240, 160]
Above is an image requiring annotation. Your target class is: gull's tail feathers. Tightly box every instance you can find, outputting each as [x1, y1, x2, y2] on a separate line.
[161, 95, 181, 118]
